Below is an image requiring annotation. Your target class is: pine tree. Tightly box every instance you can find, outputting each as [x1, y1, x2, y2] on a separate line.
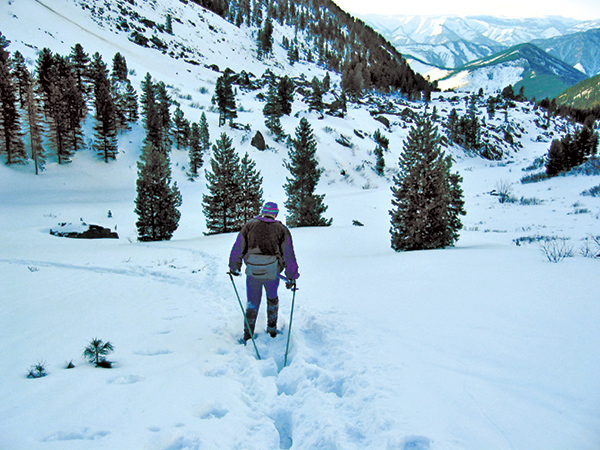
[374, 129, 389, 150]
[202, 133, 243, 234]
[308, 76, 324, 113]
[374, 145, 385, 176]
[0, 34, 27, 165]
[390, 117, 465, 251]
[91, 53, 118, 162]
[24, 79, 46, 174]
[257, 16, 274, 59]
[38, 53, 86, 164]
[135, 144, 182, 241]
[390, 118, 465, 251]
[284, 118, 332, 227]
[111, 52, 137, 130]
[140, 72, 155, 128]
[173, 107, 190, 149]
[187, 122, 203, 180]
[263, 76, 284, 140]
[11, 51, 29, 108]
[238, 152, 263, 223]
[198, 112, 210, 151]
[68, 43, 92, 104]
[277, 75, 294, 115]
[212, 71, 237, 127]
[142, 77, 171, 153]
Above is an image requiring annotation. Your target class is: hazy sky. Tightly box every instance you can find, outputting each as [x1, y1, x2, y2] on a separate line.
[332, 0, 600, 20]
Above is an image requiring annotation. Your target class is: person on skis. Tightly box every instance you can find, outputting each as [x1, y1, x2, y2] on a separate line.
[229, 201, 299, 342]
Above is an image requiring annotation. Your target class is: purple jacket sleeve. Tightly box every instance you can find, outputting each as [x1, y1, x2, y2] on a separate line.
[282, 228, 299, 280]
[229, 232, 245, 273]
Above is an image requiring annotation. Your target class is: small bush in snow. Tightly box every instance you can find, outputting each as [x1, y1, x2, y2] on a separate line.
[519, 197, 543, 206]
[520, 172, 548, 184]
[539, 239, 574, 263]
[579, 237, 600, 258]
[83, 338, 115, 368]
[494, 179, 515, 203]
[27, 361, 48, 379]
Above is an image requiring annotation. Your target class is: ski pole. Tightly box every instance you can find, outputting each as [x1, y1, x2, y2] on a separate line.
[284, 280, 297, 368]
[228, 272, 261, 360]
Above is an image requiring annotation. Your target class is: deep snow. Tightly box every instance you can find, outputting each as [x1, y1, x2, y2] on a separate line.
[1, 1, 600, 449]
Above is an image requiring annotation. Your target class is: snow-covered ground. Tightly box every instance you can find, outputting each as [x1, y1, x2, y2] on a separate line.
[2, 1, 600, 449]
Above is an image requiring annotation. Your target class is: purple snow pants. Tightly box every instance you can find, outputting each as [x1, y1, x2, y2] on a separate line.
[244, 275, 279, 339]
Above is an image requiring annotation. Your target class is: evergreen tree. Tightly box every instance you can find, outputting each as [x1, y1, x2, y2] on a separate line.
[68, 43, 92, 104]
[120, 80, 139, 126]
[277, 75, 294, 115]
[111, 52, 137, 130]
[24, 82, 46, 174]
[374, 145, 385, 176]
[308, 76, 324, 113]
[111, 53, 128, 82]
[173, 107, 190, 149]
[140, 72, 155, 128]
[257, 16, 274, 59]
[390, 117, 465, 251]
[187, 122, 203, 180]
[11, 51, 29, 108]
[546, 138, 566, 177]
[238, 152, 263, 223]
[284, 118, 332, 227]
[212, 71, 237, 127]
[0, 34, 26, 165]
[374, 128, 389, 150]
[263, 76, 285, 140]
[134, 144, 182, 241]
[202, 133, 243, 234]
[90, 53, 118, 162]
[142, 77, 171, 153]
[38, 53, 86, 164]
[198, 111, 210, 151]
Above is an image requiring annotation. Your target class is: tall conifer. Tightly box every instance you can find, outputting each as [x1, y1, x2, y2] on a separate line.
[238, 152, 263, 223]
[284, 118, 331, 227]
[135, 144, 182, 241]
[0, 34, 26, 165]
[390, 117, 465, 251]
[202, 133, 242, 234]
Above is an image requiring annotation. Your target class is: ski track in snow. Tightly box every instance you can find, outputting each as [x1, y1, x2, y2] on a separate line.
[1, 247, 399, 449]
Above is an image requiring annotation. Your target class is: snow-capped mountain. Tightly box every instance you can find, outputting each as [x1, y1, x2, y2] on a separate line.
[435, 43, 588, 98]
[362, 14, 600, 76]
[532, 28, 600, 77]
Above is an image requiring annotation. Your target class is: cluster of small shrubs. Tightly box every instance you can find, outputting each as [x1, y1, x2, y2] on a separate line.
[26, 338, 114, 379]
[515, 235, 600, 262]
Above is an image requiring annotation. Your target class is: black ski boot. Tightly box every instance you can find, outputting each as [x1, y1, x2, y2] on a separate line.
[267, 297, 279, 338]
[243, 308, 258, 342]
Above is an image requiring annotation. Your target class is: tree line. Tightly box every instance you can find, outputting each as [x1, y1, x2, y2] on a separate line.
[187, 0, 431, 99]
[0, 33, 138, 171]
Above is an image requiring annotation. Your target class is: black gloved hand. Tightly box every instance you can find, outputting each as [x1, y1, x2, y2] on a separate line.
[285, 279, 297, 290]
[229, 270, 241, 277]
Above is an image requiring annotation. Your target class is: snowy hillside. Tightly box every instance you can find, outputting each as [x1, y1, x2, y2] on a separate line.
[2, 1, 600, 450]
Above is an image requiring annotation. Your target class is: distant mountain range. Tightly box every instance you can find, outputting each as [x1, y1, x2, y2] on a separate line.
[436, 43, 588, 99]
[362, 15, 600, 75]
[360, 14, 600, 99]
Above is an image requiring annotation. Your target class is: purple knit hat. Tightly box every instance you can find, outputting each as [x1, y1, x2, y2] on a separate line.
[261, 201, 279, 217]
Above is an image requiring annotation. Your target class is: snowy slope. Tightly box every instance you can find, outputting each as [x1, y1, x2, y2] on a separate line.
[2, 1, 600, 450]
